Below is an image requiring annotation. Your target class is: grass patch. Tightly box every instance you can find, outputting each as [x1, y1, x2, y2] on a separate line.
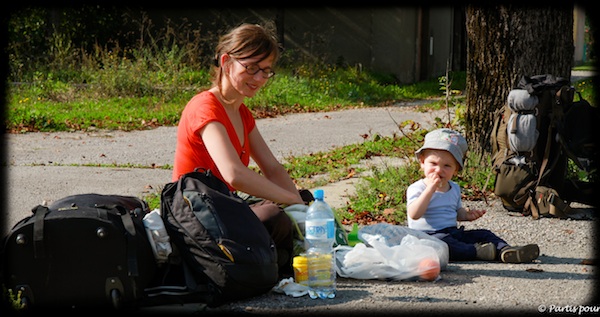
[6, 64, 596, 224]
[337, 139, 495, 225]
[6, 65, 460, 132]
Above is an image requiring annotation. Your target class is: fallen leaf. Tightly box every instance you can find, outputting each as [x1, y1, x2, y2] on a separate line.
[581, 259, 596, 265]
[525, 268, 544, 273]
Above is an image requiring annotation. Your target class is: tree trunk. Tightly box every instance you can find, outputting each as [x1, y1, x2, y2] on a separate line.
[464, 5, 574, 156]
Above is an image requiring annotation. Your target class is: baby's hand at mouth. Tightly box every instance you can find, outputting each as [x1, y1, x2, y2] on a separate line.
[428, 173, 443, 188]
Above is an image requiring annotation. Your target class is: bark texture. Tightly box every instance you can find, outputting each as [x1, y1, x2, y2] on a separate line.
[465, 5, 574, 155]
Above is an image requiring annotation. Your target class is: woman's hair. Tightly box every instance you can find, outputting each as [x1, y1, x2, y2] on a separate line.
[212, 22, 281, 89]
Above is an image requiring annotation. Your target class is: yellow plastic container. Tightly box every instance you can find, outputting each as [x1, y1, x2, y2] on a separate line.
[292, 254, 308, 286]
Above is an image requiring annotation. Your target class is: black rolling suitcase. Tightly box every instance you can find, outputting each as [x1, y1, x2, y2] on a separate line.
[1, 194, 158, 311]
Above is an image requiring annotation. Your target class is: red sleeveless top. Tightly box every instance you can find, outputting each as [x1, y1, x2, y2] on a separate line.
[171, 91, 255, 190]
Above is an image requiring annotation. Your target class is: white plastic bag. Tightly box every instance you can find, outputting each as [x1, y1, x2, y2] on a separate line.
[284, 203, 308, 236]
[334, 223, 449, 281]
[142, 208, 173, 263]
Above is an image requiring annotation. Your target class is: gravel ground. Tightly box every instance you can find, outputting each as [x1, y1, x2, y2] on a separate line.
[3, 103, 598, 316]
[190, 201, 597, 316]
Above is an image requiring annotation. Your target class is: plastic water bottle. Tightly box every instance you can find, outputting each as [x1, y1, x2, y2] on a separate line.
[304, 189, 336, 299]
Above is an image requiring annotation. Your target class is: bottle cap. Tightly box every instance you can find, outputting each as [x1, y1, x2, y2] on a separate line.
[314, 189, 324, 200]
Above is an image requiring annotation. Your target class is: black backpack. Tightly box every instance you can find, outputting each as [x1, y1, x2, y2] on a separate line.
[157, 169, 279, 307]
[490, 74, 597, 218]
[559, 91, 599, 206]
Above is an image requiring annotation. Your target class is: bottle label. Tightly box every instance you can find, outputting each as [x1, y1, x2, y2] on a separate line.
[308, 253, 333, 282]
[305, 219, 335, 240]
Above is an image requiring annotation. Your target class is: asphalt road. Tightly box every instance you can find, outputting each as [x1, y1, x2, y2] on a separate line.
[3, 102, 446, 231]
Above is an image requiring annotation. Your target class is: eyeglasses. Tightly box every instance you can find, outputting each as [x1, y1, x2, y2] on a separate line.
[233, 58, 275, 79]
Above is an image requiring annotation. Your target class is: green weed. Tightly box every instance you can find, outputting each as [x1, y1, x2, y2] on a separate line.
[3, 286, 25, 311]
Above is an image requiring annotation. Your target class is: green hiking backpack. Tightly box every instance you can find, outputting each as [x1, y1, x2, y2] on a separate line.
[490, 74, 597, 219]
